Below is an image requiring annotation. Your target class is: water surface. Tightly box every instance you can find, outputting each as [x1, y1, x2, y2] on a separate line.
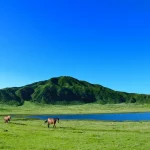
[23, 112, 150, 122]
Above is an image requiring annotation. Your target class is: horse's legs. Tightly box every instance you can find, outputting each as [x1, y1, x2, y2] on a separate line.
[54, 123, 56, 128]
[53, 120, 57, 128]
[48, 123, 50, 128]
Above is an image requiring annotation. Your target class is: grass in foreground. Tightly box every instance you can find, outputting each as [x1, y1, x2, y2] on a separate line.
[0, 117, 150, 150]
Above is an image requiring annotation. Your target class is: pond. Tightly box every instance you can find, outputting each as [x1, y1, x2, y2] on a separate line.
[18, 112, 150, 122]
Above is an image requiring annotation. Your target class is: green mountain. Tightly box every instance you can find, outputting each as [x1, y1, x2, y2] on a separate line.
[0, 76, 150, 105]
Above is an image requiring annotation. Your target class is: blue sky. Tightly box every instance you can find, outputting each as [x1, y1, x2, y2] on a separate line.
[0, 0, 150, 94]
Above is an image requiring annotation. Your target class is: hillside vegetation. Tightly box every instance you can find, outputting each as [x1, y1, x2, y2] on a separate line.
[0, 76, 150, 105]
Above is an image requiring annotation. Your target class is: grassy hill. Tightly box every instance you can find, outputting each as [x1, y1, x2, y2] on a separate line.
[0, 76, 150, 105]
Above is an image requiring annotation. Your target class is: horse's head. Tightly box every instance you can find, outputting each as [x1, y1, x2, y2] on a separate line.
[44, 120, 48, 124]
[57, 118, 59, 123]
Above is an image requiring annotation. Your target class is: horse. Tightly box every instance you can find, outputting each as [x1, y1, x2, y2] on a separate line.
[4, 115, 11, 123]
[44, 118, 59, 128]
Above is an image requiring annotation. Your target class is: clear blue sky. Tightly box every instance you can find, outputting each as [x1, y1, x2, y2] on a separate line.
[0, 0, 150, 94]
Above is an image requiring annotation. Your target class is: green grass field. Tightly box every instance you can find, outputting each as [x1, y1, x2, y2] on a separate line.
[1, 102, 150, 149]
[1, 101, 150, 115]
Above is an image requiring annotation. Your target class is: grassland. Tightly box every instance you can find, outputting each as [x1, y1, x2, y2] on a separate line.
[1, 101, 150, 115]
[1, 102, 150, 149]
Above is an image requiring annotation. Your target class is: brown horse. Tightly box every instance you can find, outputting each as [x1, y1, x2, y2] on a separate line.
[44, 118, 59, 128]
[4, 115, 11, 123]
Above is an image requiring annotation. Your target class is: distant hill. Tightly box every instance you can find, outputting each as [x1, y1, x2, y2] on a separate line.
[0, 76, 150, 105]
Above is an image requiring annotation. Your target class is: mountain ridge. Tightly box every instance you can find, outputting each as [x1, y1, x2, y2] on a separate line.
[0, 76, 149, 105]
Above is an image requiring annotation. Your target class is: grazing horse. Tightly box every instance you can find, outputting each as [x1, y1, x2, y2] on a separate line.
[44, 118, 59, 128]
[4, 115, 11, 123]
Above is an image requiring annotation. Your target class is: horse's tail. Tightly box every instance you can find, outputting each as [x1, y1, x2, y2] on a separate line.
[44, 120, 48, 124]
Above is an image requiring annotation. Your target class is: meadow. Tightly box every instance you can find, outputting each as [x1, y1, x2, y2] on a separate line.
[1, 102, 150, 149]
[1, 101, 150, 115]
